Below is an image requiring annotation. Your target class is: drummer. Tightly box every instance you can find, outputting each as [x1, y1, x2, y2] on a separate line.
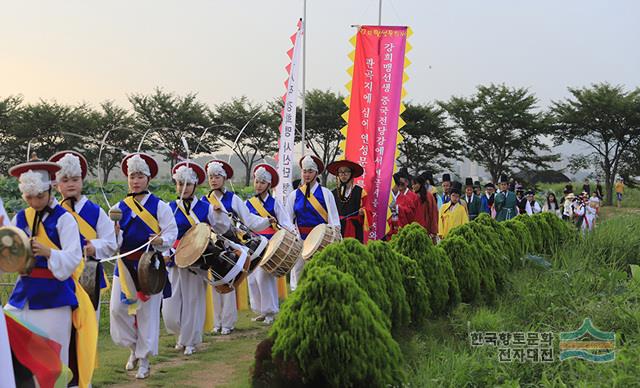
[4, 160, 83, 373]
[245, 164, 293, 324]
[202, 160, 271, 335]
[327, 159, 366, 243]
[110, 153, 178, 379]
[285, 155, 340, 291]
[162, 160, 230, 355]
[50, 151, 118, 322]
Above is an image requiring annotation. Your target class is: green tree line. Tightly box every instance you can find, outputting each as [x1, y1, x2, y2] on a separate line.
[1, 83, 638, 204]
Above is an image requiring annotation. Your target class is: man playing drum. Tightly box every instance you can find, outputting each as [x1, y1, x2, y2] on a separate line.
[49, 151, 118, 323]
[285, 155, 340, 291]
[5, 160, 90, 381]
[327, 159, 367, 243]
[245, 164, 293, 325]
[163, 160, 230, 355]
[110, 153, 178, 379]
[202, 160, 271, 335]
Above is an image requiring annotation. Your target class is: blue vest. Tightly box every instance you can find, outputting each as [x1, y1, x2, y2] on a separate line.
[169, 198, 210, 240]
[201, 191, 237, 217]
[10, 206, 78, 310]
[76, 199, 108, 289]
[115, 194, 160, 275]
[294, 185, 328, 239]
[246, 195, 277, 239]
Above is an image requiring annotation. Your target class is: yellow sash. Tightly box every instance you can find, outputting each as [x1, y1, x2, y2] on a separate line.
[248, 196, 279, 231]
[298, 185, 329, 223]
[177, 204, 197, 227]
[205, 192, 222, 208]
[277, 277, 288, 299]
[25, 207, 97, 388]
[204, 272, 214, 331]
[123, 196, 160, 234]
[62, 201, 111, 291]
[236, 279, 249, 311]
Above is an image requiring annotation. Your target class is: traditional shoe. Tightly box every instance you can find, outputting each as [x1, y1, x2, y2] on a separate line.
[252, 314, 266, 322]
[125, 351, 137, 371]
[174, 343, 185, 351]
[264, 315, 275, 325]
[135, 358, 150, 379]
[184, 346, 196, 356]
[220, 327, 233, 335]
[212, 327, 221, 334]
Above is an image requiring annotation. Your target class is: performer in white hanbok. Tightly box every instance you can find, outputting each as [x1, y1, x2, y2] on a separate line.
[245, 164, 293, 324]
[201, 160, 270, 335]
[285, 155, 340, 291]
[162, 160, 230, 355]
[50, 150, 118, 324]
[4, 161, 82, 369]
[109, 153, 178, 379]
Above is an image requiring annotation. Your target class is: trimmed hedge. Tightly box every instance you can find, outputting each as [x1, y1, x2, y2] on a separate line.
[439, 235, 482, 303]
[263, 265, 405, 387]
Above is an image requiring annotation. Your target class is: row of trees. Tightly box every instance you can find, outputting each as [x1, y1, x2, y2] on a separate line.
[1, 83, 638, 204]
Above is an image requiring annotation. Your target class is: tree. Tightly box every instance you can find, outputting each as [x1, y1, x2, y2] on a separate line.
[440, 84, 559, 182]
[211, 97, 280, 186]
[301, 89, 345, 185]
[552, 83, 640, 205]
[83, 101, 136, 184]
[128, 88, 213, 169]
[398, 102, 461, 175]
[0, 96, 24, 173]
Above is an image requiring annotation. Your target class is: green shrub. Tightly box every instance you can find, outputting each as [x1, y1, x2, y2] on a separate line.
[514, 214, 544, 253]
[268, 265, 405, 387]
[366, 241, 411, 331]
[503, 219, 534, 259]
[391, 223, 460, 314]
[302, 239, 391, 328]
[474, 213, 520, 267]
[396, 253, 432, 326]
[439, 235, 482, 303]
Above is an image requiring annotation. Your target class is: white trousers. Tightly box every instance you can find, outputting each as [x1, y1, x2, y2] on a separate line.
[0, 311, 16, 388]
[212, 289, 237, 330]
[162, 267, 206, 347]
[289, 257, 305, 291]
[109, 276, 162, 359]
[248, 268, 279, 316]
[4, 304, 72, 366]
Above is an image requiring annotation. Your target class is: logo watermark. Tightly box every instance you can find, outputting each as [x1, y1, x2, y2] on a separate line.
[559, 318, 615, 362]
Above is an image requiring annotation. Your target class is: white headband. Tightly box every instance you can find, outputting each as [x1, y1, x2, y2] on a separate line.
[207, 161, 227, 178]
[55, 153, 83, 179]
[127, 154, 151, 177]
[19, 170, 52, 196]
[173, 165, 198, 184]
[301, 155, 318, 172]
[254, 167, 272, 184]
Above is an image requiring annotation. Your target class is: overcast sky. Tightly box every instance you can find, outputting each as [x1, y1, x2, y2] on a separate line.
[2, 0, 638, 111]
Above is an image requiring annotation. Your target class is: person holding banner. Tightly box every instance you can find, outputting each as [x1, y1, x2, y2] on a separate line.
[327, 159, 366, 243]
[163, 160, 230, 355]
[110, 153, 178, 379]
[202, 160, 271, 335]
[438, 181, 469, 238]
[389, 168, 419, 236]
[5, 160, 83, 375]
[49, 151, 118, 322]
[411, 173, 438, 240]
[245, 164, 293, 324]
[285, 155, 340, 291]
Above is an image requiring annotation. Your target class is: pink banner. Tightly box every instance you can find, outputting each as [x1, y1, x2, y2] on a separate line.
[344, 26, 408, 240]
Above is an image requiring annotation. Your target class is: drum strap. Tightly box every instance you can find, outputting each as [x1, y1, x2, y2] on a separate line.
[298, 185, 329, 223]
[25, 207, 98, 388]
[123, 197, 160, 234]
[248, 197, 279, 231]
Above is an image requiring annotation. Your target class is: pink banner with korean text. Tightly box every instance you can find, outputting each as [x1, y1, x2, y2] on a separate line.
[340, 25, 412, 240]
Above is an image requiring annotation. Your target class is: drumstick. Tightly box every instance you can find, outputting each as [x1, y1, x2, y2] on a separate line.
[339, 210, 361, 221]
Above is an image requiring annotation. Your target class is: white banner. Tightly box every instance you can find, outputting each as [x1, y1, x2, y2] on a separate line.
[276, 20, 303, 205]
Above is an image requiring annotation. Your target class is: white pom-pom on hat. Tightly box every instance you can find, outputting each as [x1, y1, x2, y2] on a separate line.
[54, 153, 83, 180]
[173, 165, 198, 184]
[126, 154, 151, 177]
[18, 170, 51, 196]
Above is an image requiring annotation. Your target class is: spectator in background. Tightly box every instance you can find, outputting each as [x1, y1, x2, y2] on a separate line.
[542, 192, 562, 218]
[615, 178, 625, 208]
[582, 178, 591, 196]
[525, 190, 542, 215]
[595, 180, 604, 201]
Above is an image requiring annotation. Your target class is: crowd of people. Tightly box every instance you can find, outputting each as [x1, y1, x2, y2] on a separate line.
[0, 150, 615, 386]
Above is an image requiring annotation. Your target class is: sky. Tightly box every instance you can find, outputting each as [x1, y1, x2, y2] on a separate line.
[2, 0, 638, 109]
